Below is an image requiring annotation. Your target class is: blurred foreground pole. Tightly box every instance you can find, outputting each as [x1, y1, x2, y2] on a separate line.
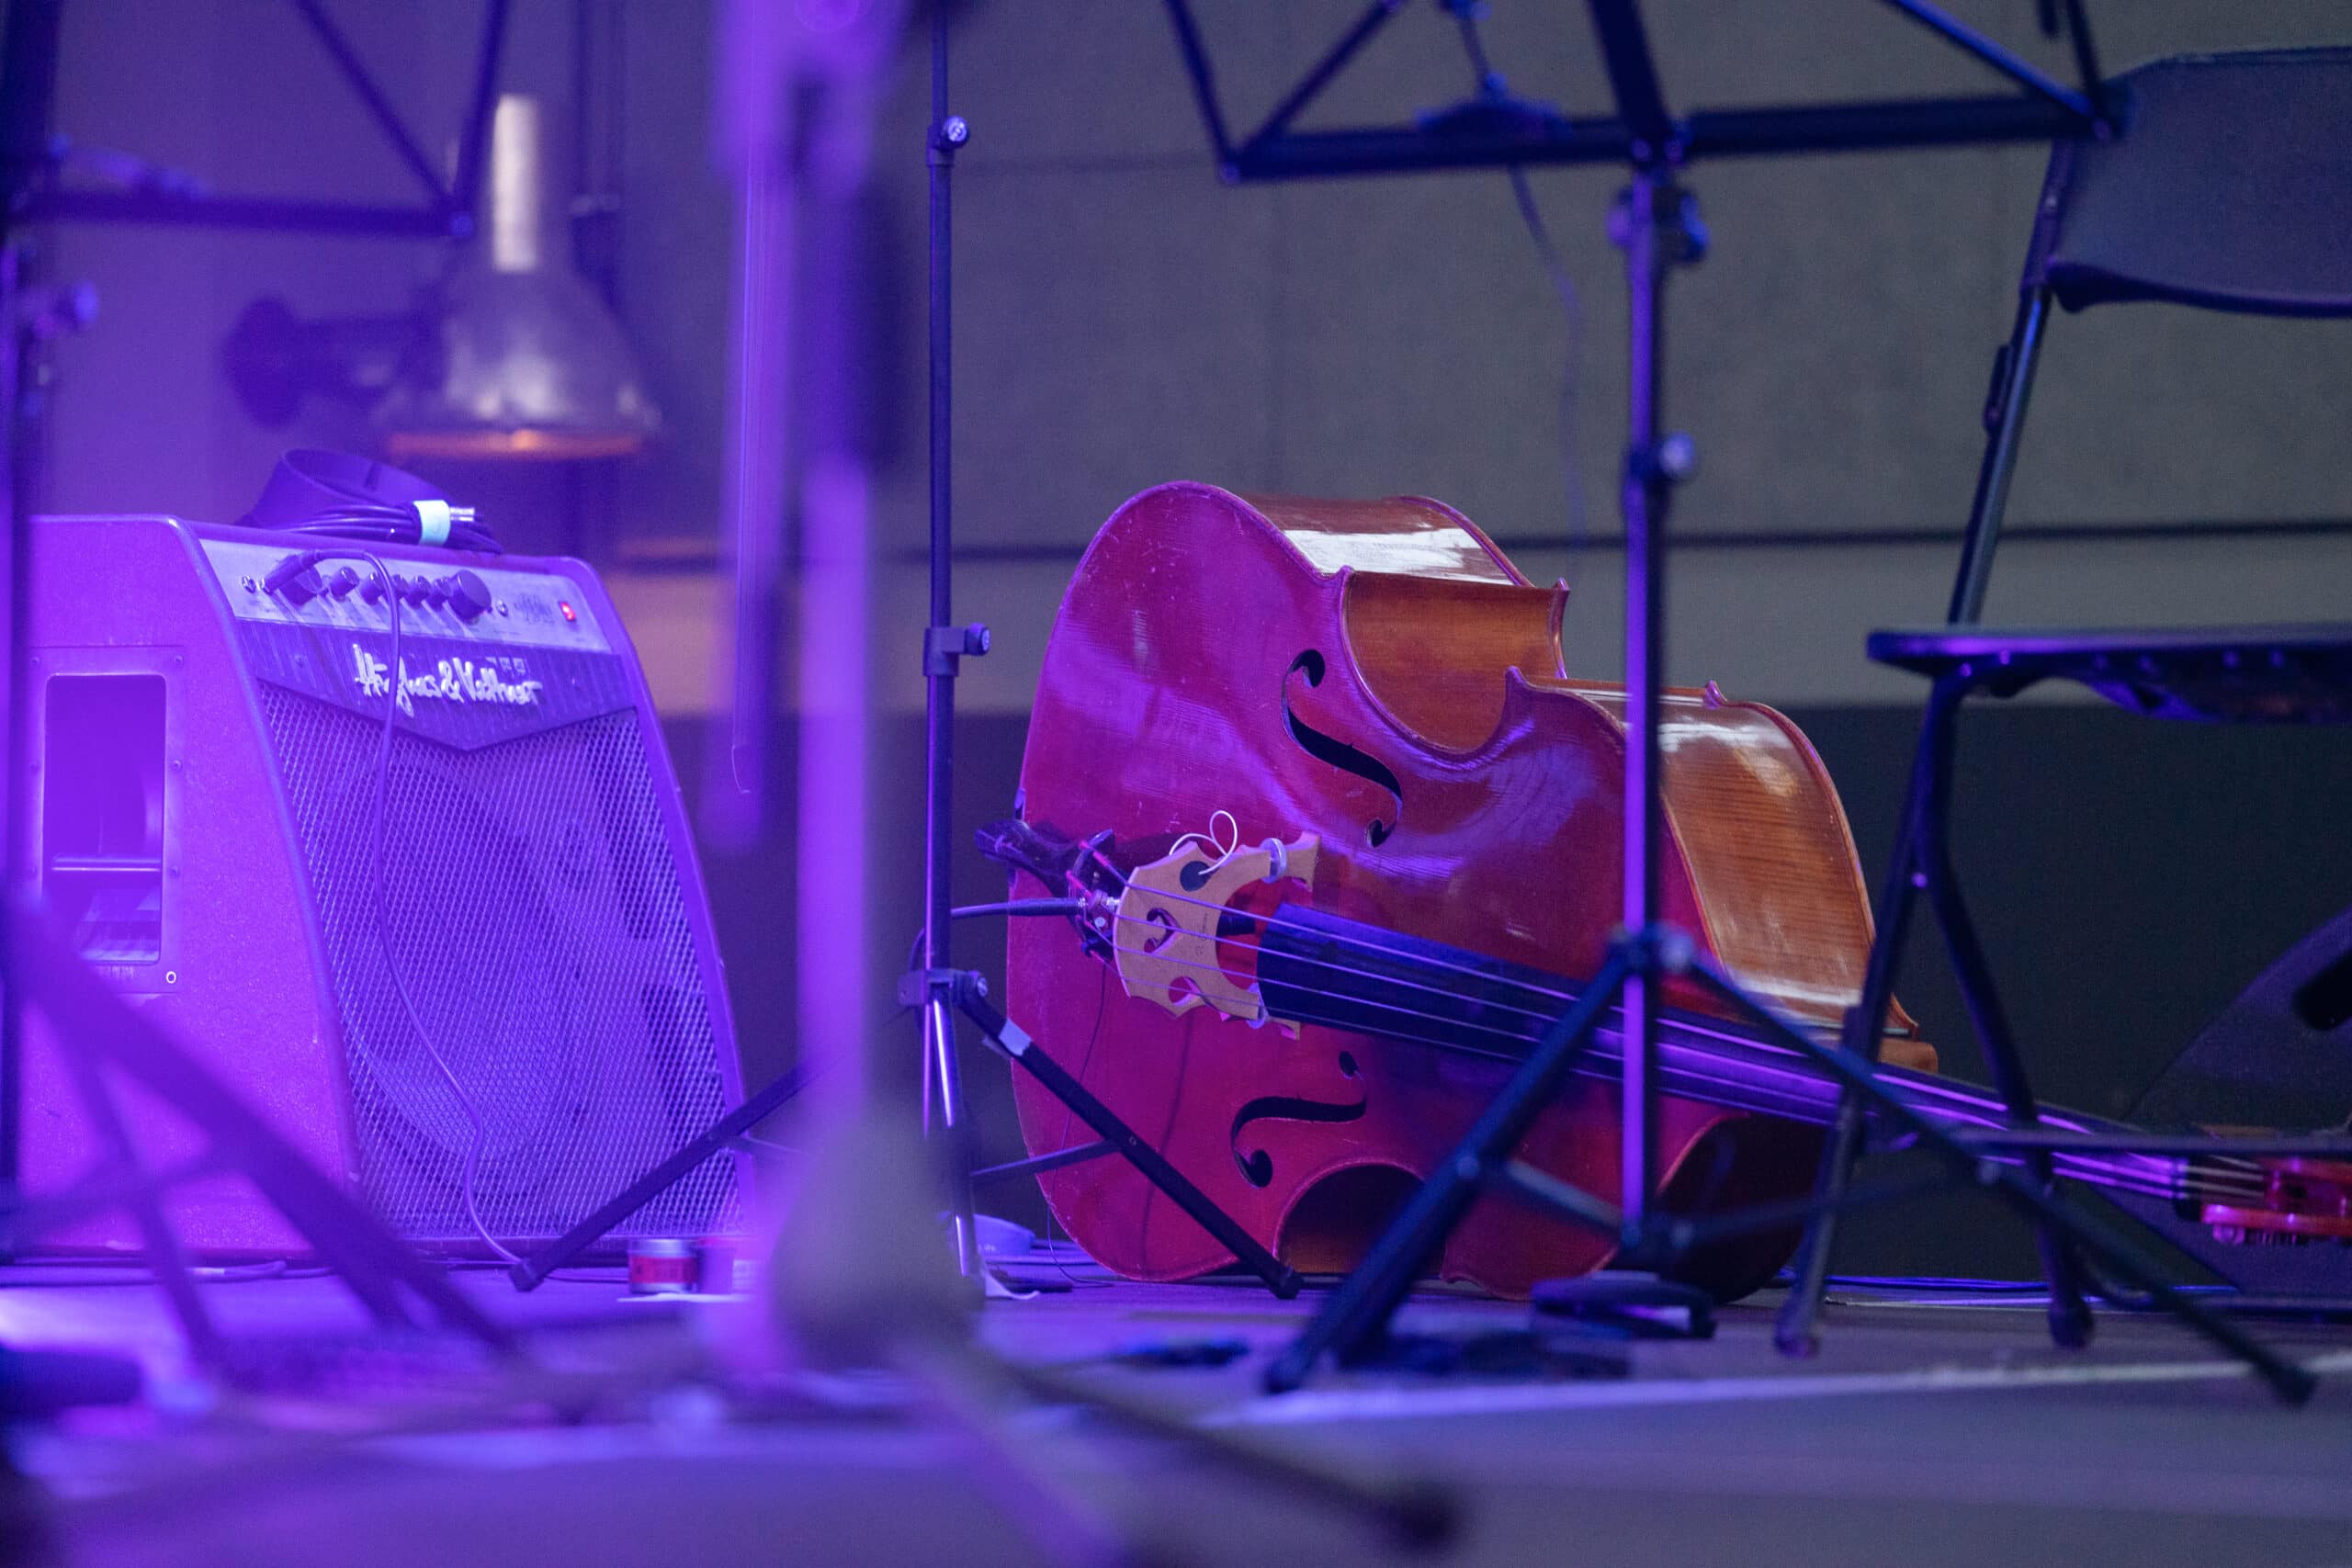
[0, 0, 65, 1201]
[709, 0, 906, 1132]
[714, 1, 967, 1371]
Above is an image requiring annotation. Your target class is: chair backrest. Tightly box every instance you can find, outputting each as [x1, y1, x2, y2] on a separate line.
[1945, 45, 2352, 626]
[2025, 48, 2352, 317]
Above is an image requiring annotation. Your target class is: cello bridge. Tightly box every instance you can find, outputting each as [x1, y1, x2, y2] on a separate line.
[1111, 832, 1319, 1026]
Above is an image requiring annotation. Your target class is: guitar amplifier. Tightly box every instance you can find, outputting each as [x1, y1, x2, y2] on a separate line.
[17, 514, 741, 1256]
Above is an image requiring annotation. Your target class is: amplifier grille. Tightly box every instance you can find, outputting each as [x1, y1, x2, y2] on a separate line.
[256, 685, 736, 1247]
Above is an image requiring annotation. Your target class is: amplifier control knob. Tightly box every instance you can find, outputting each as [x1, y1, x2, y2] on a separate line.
[421, 576, 449, 609]
[447, 570, 492, 623]
[326, 566, 361, 599]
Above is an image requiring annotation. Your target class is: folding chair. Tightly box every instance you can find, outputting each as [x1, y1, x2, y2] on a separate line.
[1777, 47, 2352, 1356]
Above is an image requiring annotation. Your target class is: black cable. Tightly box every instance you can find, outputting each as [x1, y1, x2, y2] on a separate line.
[1438, 2, 1591, 577]
[956, 898, 1086, 920]
[282, 509, 503, 555]
[339, 549, 516, 1266]
[1507, 167, 1591, 573]
[1440, 0, 1506, 100]
[902, 898, 1087, 974]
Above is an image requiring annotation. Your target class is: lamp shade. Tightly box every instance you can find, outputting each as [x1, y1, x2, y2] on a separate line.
[376, 95, 660, 461]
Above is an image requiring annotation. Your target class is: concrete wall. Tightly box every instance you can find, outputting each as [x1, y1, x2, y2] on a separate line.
[36, 2, 2352, 715]
[919, 1, 2352, 713]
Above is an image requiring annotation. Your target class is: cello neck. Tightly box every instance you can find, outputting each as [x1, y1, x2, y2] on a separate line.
[1253, 906, 2187, 1198]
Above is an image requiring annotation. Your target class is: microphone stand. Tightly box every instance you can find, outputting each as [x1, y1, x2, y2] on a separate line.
[1160, 0, 2312, 1404]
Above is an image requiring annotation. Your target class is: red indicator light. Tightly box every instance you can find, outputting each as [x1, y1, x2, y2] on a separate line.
[559, 601, 577, 624]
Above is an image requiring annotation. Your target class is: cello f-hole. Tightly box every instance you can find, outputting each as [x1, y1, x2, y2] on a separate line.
[1282, 649, 1404, 846]
[1229, 1090, 1369, 1188]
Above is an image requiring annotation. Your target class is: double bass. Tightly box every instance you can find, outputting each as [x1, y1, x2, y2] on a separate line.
[991, 484, 2347, 1298]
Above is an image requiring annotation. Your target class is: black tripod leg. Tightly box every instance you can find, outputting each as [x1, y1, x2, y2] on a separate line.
[1263, 946, 1633, 1394]
[55, 1049, 225, 1371]
[1776, 682, 1949, 1356]
[951, 976, 1302, 1300]
[18, 908, 519, 1354]
[508, 1064, 813, 1292]
[1690, 957, 2314, 1405]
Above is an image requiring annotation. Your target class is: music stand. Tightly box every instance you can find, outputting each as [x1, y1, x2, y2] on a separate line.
[1159, 0, 2317, 1403]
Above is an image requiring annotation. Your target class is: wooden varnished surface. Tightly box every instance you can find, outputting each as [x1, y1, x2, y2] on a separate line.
[1008, 484, 1928, 1297]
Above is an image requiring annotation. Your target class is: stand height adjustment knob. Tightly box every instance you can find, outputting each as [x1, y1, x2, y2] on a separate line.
[1629, 433, 1699, 488]
[1656, 433, 1698, 482]
[923, 622, 991, 677]
[447, 570, 492, 622]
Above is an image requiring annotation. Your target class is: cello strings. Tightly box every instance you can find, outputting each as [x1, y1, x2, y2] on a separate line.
[1080, 894, 2260, 1202]
[1029, 854, 2276, 1201]
[1070, 923, 2261, 1204]
[1092, 870, 2270, 1191]
[1101, 878, 2134, 1142]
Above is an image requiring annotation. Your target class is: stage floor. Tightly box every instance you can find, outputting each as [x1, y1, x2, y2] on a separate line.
[7, 1254, 2352, 1567]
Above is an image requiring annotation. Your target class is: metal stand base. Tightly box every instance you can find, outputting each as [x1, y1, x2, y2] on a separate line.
[1532, 1270, 1715, 1341]
[1266, 923, 2316, 1404]
[1685, 953, 2313, 1404]
[1268, 137, 1705, 1394]
[507, 1064, 811, 1292]
[1265, 934, 1644, 1393]
[948, 971, 1301, 1300]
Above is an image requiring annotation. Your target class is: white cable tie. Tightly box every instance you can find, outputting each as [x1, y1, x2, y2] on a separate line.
[1172, 808, 1245, 874]
[413, 497, 452, 547]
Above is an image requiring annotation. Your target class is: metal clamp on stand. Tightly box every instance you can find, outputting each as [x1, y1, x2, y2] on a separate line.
[937, 967, 1302, 1300]
[922, 622, 990, 678]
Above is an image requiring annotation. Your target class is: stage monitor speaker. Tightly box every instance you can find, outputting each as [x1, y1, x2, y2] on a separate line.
[2109, 901, 2352, 1297]
[16, 515, 742, 1257]
[2132, 902, 2352, 1134]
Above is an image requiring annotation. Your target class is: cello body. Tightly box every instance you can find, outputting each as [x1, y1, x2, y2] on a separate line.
[1006, 483, 1929, 1299]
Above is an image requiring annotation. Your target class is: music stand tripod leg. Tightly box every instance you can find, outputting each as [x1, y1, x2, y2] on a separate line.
[507, 1064, 814, 1292]
[1688, 954, 2315, 1405]
[946, 972, 1302, 1300]
[16, 901, 519, 1358]
[53, 1046, 225, 1370]
[1262, 942, 1634, 1394]
[922, 990, 983, 1282]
